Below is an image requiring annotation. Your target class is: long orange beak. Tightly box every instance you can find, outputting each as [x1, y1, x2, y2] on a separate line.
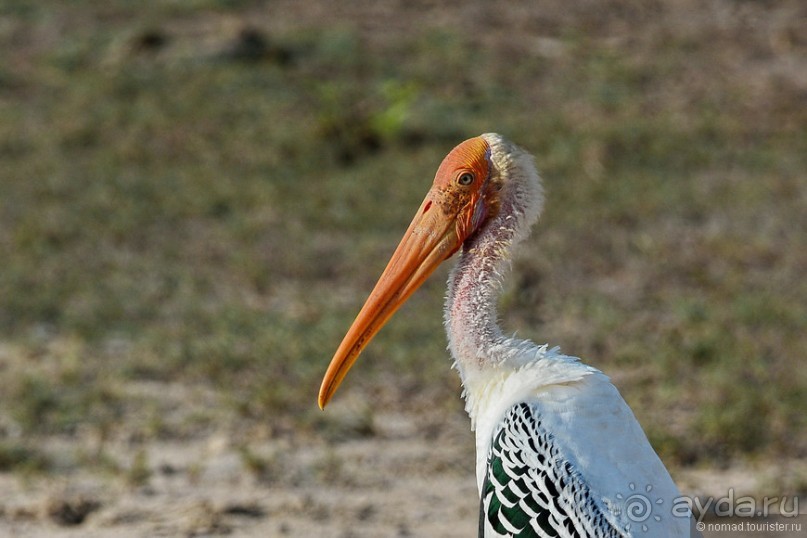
[318, 192, 464, 409]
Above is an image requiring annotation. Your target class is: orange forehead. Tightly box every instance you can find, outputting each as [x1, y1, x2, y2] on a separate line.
[433, 136, 491, 187]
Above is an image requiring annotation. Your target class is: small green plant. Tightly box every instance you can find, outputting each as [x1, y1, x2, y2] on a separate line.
[0, 441, 50, 474]
[126, 449, 152, 488]
[235, 445, 273, 481]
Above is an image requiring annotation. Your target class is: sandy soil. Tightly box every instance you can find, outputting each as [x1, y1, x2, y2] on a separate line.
[1, 406, 481, 537]
[1, 402, 803, 537]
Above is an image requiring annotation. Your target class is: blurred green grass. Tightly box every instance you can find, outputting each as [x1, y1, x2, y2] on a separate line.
[0, 1, 805, 476]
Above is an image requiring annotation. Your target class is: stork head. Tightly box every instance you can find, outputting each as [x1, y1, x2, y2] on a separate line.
[317, 135, 513, 408]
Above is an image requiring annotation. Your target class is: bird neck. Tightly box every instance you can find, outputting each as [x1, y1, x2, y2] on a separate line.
[444, 215, 511, 379]
[444, 180, 540, 384]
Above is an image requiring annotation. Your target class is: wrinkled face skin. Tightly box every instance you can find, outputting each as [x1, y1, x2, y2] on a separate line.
[317, 136, 502, 409]
[426, 136, 501, 255]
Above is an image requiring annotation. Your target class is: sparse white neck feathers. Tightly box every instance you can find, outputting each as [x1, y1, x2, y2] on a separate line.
[444, 133, 544, 382]
[442, 134, 600, 444]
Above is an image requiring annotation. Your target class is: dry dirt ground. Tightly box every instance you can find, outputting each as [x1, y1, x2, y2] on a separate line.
[0, 409, 476, 537]
[0, 434, 804, 537]
[0, 386, 804, 537]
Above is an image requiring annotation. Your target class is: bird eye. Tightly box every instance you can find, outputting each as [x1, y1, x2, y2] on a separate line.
[457, 172, 475, 186]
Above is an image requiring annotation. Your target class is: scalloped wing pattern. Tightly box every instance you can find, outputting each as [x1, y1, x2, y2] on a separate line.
[480, 403, 627, 538]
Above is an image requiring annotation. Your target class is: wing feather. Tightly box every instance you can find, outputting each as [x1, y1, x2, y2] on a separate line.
[480, 402, 626, 538]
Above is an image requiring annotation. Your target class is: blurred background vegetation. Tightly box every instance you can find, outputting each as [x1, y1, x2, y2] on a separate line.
[0, 0, 805, 492]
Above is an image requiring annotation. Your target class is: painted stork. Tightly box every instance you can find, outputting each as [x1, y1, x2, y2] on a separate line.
[318, 134, 693, 537]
